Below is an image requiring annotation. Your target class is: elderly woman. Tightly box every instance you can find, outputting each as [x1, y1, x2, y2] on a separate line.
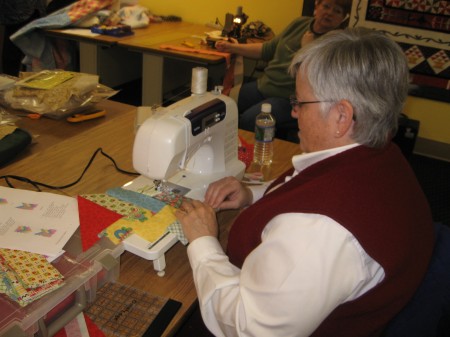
[215, 0, 352, 142]
[176, 28, 434, 336]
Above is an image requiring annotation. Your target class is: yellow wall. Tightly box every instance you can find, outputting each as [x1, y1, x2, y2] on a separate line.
[405, 97, 450, 144]
[139, 0, 450, 145]
[139, 0, 301, 35]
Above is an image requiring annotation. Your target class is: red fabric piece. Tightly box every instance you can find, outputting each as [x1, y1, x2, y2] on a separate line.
[54, 313, 106, 337]
[68, 0, 114, 22]
[77, 196, 123, 251]
[238, 135, 254, 169]
[221, 56, 236, 96]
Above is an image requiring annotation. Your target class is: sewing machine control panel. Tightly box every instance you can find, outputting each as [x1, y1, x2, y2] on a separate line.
[185, 98, 226, 136]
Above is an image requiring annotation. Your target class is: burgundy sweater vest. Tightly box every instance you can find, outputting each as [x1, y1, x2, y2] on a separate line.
[227, 144, 434, 336]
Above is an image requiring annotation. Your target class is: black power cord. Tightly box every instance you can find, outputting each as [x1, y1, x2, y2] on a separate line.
[0, 148, 139, 191]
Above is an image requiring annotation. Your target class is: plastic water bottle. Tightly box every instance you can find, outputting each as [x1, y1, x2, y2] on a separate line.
[253, 103, 276, 165]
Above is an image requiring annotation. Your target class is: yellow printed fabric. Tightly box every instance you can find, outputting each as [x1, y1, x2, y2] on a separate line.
[100, 205, 177, 244]
[81, 193, 136, 216]
[0, 248, 64, 306]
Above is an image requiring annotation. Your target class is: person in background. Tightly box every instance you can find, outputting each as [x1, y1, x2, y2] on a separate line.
[215, 0, 352, 142]
[0, 0, 46, 76]
[176, 28, 434, 336]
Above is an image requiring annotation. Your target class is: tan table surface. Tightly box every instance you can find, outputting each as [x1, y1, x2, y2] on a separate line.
[117, 22, 225, 64]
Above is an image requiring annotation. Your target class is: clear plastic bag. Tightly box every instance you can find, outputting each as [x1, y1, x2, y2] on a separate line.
[0, 106, 20, 126]
[0, 71, 119, 119]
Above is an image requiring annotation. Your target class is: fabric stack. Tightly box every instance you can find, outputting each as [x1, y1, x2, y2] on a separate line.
[0, 248, 64, 306]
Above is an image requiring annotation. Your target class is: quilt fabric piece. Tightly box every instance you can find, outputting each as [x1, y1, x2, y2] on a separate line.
[11, 0, 114, 70]
[100, 205, 177, 244]
[78, 189, 189, 246]
[80, 193, 137, 216]
[54, 312, 106, 337]
[0, 248, 64, 306]
[77, 196, 124, 251]
[105, 188, 188, 244]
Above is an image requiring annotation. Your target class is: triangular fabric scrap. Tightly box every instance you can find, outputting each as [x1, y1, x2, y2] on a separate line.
[77, 196, 123, 251]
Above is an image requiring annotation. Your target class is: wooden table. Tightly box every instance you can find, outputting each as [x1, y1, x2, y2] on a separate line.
[0, 99, 300, 336]
[46, 22, 228, 106]
[118, 23, 228, 107]
[5, 100, 137, 167]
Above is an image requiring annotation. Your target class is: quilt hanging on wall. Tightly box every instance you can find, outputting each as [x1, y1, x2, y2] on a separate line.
[349, 0, 450, 93]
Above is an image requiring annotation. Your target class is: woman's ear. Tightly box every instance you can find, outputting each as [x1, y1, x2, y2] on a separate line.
[334, 99, 354, 137]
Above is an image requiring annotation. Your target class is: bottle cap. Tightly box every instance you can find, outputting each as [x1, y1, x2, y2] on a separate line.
[261, 103, 272, 113]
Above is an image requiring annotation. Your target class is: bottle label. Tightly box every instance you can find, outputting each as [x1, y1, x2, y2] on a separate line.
[255, 125, 275, 142]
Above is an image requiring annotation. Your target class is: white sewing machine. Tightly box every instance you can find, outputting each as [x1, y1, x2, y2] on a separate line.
[133, 90, 246, 199]
[121, 89, 245, 276]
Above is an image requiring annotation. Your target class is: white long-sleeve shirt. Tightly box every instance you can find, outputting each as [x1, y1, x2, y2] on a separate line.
[187, 144, 385, 337]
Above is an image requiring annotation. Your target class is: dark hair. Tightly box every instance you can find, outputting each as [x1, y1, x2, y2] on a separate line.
[335, 0, 353, 15]
[317, 0, 353, 15]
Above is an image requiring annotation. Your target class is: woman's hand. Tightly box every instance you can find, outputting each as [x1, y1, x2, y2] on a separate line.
[215, 38, 263, 59]
[204, 176, 253, 210]
[215, 38, 238, 52]
[176, 200, 218, 243]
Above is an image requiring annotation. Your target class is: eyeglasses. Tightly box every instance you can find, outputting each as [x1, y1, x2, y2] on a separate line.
[289, 95, 334, 110]
[289, 95, 357, 121]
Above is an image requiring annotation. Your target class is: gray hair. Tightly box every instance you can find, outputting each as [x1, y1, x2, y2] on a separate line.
[289, 27, 410, 148]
